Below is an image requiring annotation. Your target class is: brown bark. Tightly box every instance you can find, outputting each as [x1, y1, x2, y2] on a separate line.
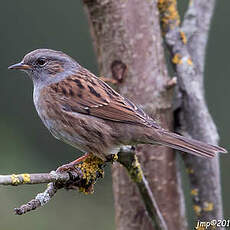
[83, 1, 187, 229]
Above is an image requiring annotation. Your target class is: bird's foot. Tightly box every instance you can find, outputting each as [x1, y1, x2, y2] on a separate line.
[56, 153, 91, 172]
[55, 153, 105, 194]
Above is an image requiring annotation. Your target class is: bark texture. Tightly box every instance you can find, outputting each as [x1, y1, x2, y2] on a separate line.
[83, 1, 187, 229]
[181, 0, 224, 224]
[158, 0, 224, 226]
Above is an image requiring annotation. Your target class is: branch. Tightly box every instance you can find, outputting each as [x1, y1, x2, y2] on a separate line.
[182, 0, 216, 74]
[158, 0, 224, 225]
[1, 148, 167, 230]
[0, 172, 70, 215]
[0, 155, 104, 215]
[14, 182, 58, 215]
[116, 147, 168, 230]
[0, 172, 69, 185]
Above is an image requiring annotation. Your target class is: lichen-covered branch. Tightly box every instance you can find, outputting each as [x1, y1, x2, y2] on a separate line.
[157, 0, 224, 226]
[0, 154, 105, 215]
[116, 147, 168, 230]
[14, 182, 59, 215]
[1, 149, 166, 228]
[182, 0, 216, 74]
[0, 172, 69, 186]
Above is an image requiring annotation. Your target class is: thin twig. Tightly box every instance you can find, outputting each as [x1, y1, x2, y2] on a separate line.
[0, 171, 69, 185]
[14, 182, 59, 215]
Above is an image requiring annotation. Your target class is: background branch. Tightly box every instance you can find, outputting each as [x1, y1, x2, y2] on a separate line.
[158, 0, 224, 225]
[182, 0, 216, 74]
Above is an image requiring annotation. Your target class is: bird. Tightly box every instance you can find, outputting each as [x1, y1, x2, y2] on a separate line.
[8, 49, 227, 170]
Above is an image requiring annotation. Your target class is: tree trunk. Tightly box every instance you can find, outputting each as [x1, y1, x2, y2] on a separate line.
[83, 1, 187, 229]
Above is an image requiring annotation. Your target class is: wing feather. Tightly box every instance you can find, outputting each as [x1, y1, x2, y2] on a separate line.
[45, 68, 158, 127]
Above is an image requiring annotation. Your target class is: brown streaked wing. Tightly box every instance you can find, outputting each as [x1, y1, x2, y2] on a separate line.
[47, 68, 157, 127]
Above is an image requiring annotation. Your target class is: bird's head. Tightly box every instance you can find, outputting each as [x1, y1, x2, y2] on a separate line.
[8, 49, 79, 86]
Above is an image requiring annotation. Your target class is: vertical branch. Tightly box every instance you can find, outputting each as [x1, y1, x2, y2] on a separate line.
[157, 0, 224, 226]
[182, 0, 216, 76]
[181, 0, 224, 224]
[116, 148, 168, 230]
[83, 1, 187, 229]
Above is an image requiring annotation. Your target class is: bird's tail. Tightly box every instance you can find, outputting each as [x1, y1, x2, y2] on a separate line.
[156, 130, 227, 158]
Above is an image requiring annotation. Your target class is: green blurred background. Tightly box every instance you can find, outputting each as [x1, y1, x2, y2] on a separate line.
[0, 1, 229, 229]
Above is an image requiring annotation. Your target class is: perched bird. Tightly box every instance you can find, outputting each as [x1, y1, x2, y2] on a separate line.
[8, 49, 227, 169]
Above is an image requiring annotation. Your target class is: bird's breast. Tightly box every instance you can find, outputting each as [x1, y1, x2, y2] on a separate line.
[33, 86, 123, 160]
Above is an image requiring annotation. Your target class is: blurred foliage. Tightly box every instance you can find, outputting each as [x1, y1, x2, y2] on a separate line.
[0, 1, 229, 229]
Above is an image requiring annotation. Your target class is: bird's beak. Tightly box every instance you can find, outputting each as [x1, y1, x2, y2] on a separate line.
[8, 62, 31, 70]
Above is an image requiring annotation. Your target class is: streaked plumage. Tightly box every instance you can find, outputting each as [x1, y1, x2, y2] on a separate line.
[8, 49, 227, 161]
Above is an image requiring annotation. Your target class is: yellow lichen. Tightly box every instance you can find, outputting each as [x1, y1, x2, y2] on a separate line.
[203, 202, 213, 212]
[196, 227, 206, 230]
[78, 154, 104, 182]
[129, 155, 143, 183]
[157, 0, 180, 32]
[11, 174, 20, 185]
[21, 173, 31, 183]
[186, 168, 194, 174]
[191, 188, 198, 196]
[187, 58, 193, 65]
[77, 154, 104, 194]
[180, 31, 187, 44]
[112, 153, 118, 162]
[172, 53, 182, 64]
[78, 187, 90, 194]
[193, 205, 202, 216]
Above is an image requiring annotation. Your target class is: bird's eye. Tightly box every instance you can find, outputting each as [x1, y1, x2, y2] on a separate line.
[36, 58, 47, 66]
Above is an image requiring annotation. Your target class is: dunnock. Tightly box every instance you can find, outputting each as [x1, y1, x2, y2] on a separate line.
[8, 49, 227, 168]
